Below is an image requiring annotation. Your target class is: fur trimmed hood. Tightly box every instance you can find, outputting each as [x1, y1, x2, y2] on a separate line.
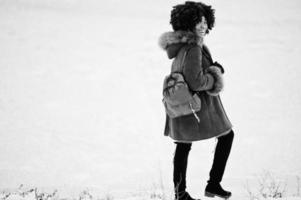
[158, 30, 202, 50]
[158, 31, 203, 59]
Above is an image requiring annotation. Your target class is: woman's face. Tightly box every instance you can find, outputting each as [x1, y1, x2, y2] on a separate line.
[194, 16, 208, 38]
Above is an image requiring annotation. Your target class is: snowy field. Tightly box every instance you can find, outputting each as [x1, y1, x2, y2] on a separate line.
[0, 0, 301, 199]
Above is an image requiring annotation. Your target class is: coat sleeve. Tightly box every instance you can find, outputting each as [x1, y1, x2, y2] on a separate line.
[183, 46, 215, 91]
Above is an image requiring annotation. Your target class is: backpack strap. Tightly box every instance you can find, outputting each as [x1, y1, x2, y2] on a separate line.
[173, 45, 196, 94]
[171, 45, 190, 74]
[179, 48, 188, 72]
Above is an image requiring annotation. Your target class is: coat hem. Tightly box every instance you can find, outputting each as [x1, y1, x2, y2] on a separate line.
[170, 127, 233, 143]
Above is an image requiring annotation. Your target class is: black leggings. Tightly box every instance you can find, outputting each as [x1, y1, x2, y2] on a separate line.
[173, 130, 234, 193]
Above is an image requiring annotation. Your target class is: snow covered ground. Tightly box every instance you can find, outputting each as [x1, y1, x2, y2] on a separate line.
[0, 0, 301, 199]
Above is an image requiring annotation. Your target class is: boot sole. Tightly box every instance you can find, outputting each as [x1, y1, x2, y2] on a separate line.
[205, 191, 231, 199]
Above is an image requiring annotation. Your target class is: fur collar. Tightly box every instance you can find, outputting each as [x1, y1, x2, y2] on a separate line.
[158, 30, 203, 50]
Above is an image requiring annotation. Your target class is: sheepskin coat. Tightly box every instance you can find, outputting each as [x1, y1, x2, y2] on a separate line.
[159, 30, 233, 142]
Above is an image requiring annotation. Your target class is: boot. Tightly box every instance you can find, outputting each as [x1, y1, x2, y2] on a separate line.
[175, 191, 200, 200]
[205, 182, 231, 198]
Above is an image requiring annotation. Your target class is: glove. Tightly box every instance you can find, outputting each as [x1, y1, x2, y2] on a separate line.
[212, 61, 225, 74]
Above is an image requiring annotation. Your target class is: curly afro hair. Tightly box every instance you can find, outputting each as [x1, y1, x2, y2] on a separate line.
[170, 1, 215, 33]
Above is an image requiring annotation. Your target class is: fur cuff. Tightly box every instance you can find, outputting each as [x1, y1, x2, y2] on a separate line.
[205, 66, 224, 96]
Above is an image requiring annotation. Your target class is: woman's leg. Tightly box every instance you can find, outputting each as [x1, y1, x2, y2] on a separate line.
[205, 130, 234, 198]
[208, 130, 234, 184]
[173, 142, 192, 198]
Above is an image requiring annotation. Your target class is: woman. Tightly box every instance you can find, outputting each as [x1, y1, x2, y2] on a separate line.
[158, 2, 235, 200]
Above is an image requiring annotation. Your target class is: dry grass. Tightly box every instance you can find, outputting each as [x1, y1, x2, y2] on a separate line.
[243, 170, 301, 200]
[1, 171, 300, 200]
[0, 185, 115, 200]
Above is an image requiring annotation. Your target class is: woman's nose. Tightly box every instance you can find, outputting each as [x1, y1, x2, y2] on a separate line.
[201, 25, 206, 29]
[200, 25, 206, 30]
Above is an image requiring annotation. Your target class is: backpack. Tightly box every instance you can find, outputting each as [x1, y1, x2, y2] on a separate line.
[162, 47, 201, 122]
